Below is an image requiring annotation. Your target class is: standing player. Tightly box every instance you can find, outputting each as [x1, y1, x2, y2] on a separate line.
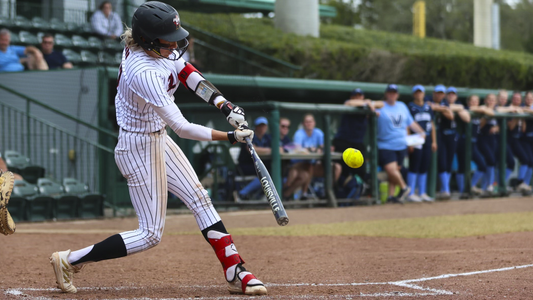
[50, 2, 267, 296]
[406, 85, 436, 202]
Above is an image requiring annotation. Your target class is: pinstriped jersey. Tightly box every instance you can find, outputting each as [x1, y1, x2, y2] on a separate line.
[116, 47, 186, 133]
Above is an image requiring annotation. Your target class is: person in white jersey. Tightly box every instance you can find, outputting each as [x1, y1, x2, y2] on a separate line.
[50, 1, 267, 296]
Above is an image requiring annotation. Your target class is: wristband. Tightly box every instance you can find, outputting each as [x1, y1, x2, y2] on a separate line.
[227, 131, 237, 144]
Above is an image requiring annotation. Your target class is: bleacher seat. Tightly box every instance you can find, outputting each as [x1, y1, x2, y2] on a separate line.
[98, 51, 117, 65]
[50, 18, 67, 32]
[63, 49, 82, 64]
[0, 16, 13, 27]
[80, 23, 93, 35]
[87, 36, 103, 49]
[12, 16, 31, 30]
[65, 22, 80, 33]
[19, 31, 39, 45]
[8, 196, 26, 221]
[54, 194, 80, 219]
[37, 178, 64, 197]
[80, 50, 98, 64]
[72, 35, 89, 48]
[78, 193, 104, 218]
[9, 31, 21, 44]
[26, 195, 54, 221]
[62, 178, 88, 195]
[4, 150, 30, 170]
[13, 179, 39, 197]
[104, 39, 122, 51]
[54, 33, 73, 48]
[31, 17, 50, 31]
[114, 52, 122, 64]
[20, 166, 45, 184]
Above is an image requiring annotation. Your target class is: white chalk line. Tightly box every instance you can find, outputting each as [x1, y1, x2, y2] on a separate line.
[4, 263, 532, 299]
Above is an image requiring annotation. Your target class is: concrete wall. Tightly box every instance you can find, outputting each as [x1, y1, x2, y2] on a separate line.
[274, 0, 319, 38]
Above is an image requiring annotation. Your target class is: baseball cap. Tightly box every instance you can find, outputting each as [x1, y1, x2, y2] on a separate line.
[350, 88, 364, 96]
[254, 116, 268, 126]
[434, 84, 446, 93]
[412, 84, 425, 93]
[446, 86, 457, 94]
[385, 84, 398, 92]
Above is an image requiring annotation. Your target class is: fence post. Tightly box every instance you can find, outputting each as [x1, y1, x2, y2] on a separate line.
[428, 114, 439, 198]
[498, 117, 507, 196]
[270, 108, 282, 197]
[26, 100, 31, 158]
[369, 112, 379, 204]
[323, 113, 337, 207]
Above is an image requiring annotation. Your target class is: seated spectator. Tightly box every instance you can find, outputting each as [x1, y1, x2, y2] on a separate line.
[0, 29, 48, 72]
[283, 114, 341, 200]
[234, 117, 272, 201]
[91, 1, 123, 40]
[377, 84, 425, 204]
[40, 34, 73, 69]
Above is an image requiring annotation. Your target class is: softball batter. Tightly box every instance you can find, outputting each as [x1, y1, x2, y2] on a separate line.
[50, 1, 267, 296]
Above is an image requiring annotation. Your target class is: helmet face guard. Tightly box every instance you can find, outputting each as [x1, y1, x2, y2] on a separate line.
[132, 1, 190, 60]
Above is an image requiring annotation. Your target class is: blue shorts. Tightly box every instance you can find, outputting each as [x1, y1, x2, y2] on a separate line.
[379, 149, 407, 168]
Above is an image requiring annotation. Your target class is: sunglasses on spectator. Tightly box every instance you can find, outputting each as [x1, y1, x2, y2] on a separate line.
[42, 41, 53, 44]
[280, 124, 290, 128]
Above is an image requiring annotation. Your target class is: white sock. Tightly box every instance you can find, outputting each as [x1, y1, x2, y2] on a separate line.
[68, 245, 94, 264]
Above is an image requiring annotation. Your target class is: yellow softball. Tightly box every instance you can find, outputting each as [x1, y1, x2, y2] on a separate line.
[343, 148, 364, 168]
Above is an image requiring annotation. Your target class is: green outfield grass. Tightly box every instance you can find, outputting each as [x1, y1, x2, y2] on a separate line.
[174, 212, 533, 238]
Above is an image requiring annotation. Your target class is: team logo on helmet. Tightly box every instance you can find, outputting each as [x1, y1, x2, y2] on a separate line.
[173, 15, 180, 29]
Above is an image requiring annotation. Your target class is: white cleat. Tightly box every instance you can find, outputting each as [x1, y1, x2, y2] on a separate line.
[50, 250, 82, 293]
[517, 182, 531, 193]
[420, 193, 434, 202]
[227, 264, 267, 296]
[406, 194, 422, 202]
[471, 186, 483, 195]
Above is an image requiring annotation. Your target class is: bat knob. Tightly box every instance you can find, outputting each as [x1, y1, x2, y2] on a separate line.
[277, 217, 289, 226]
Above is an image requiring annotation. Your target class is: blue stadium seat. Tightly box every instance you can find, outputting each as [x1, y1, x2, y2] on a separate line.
[98, 51, 117, 65]
[66, 22, 80, 33]
[9, 31, 21, 44]
[62, 178, 88, 195]
[54, 195, 80, 219]
[12, 15, 31, 30]
[0, 16, 13, 27]
[13, 179, 39, 198]
[104, 39, 123, 51]
[20, 166, 45, 185]
[115, 52, 122, 65]
[8, 196, 26, 221]
[26, 195, 54, 221]
[78, 193, 104, 218]
[4, 150, 30, 170]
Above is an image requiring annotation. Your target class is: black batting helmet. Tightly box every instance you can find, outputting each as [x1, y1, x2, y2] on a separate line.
[132, 1, 189, 57]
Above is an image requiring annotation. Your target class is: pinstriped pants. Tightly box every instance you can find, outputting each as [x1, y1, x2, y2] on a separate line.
[114, 128, 221, 255]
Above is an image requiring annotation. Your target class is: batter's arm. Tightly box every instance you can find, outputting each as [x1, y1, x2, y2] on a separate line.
[175, 59, 247, 129]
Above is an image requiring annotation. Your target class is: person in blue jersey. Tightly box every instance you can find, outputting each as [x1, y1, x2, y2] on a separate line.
[455, 95, 495, 198]
[0, 29, 48, 72]
[235, 117, 272, 201]
[333, 88, 383, 180]
[406, 85, 437, 202]
[522, 92, 533, 190]
[504, 92, 533, 193]
[477, 94, 499, 194]
[377, 84, 426, 203]
[428, 86, 469, 199]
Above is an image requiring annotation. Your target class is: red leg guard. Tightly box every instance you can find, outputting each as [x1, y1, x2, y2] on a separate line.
[240, 273, 259, 292]
[208, 232, 244, 279]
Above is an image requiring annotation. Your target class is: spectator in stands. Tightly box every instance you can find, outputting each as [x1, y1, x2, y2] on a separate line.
[406, 85, 436, 202]
[0, 28, 48, 72]
[478, 94, 499, 193]
[497, 89, 509, 107]
[333, 88, 383, 183]
[280, 117, 292, 151]
[505, 92, 533, 193]
[234, 116, 272, 201]
[91, 1, 123, 40]
[377, 84, 425, 204]
[283, 114, 341, 200]
[40, 34, 73, 69]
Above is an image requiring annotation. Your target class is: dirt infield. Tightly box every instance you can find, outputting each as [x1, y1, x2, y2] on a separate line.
[1, 197, 533, 299]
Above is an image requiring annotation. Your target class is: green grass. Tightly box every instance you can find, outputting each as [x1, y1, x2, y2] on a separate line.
[170, 212, 533, 239]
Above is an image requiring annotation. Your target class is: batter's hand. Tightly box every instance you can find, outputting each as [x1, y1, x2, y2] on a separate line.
[234, 128, 254, 143]
[220, 101, 248, 129]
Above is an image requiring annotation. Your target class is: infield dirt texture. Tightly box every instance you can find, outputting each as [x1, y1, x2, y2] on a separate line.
[1, 197, 532, 299]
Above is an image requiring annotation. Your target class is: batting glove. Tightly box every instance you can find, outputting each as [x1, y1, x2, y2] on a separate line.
[220, 101, 248, 129]
[228, 128, 254, 144]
